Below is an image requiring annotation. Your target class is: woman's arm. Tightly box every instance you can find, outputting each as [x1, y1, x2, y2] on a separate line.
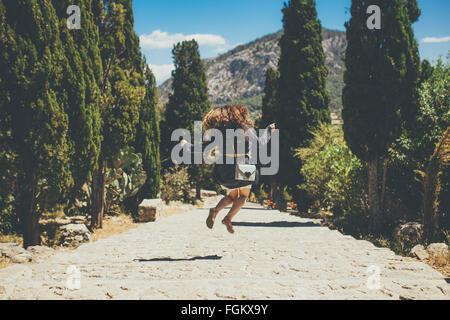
[179, 139, 216, 161]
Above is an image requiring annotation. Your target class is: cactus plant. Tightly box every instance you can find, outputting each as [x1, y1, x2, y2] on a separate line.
[105, 147, 147, 213]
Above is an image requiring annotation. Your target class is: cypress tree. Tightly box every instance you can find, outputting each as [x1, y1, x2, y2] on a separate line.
[121, 2, 161, 206]
[261, 68, 279, 201]
[91, 0, 144, 228]
[0, 0, 72, 247]
[52, 0, 102, 196]
[121, 0, 143, 73]
[162, 40, 212, 199]
[261, 68, 279, 128]
[276, 0, 330, 209]
[342, 0, 421, 233]
[129, 59, 161, 209]
[164, 40, 211, 138]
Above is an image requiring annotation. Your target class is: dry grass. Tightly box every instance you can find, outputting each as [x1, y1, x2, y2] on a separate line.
[0, 234, 22, 246]
[90, 214, 139, 242]
[425, 253, 450, 277]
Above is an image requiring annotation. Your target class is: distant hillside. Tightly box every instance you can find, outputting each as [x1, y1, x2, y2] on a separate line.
[158, 28, 346, 118]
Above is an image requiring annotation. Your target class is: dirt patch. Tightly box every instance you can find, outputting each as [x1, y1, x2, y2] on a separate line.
[424, 255, 450, 278]
[90, 215, 139, 243]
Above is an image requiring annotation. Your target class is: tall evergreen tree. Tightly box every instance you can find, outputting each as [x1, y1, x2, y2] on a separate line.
[52, 0, 102, 196]
[342, 0, 421, 233]
[162, 40, 212, 199]
[91, 0, 144, 228]
[129, 59, 161, 209]
[261, 68, 279, 128]
[276, 0, 330, 209]
[0, 0, 72, 247]
[261, 68, 279, 200]
[163, 40, 211, 141]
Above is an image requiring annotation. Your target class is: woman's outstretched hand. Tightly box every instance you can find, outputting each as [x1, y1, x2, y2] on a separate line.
[269, 123, 276, 132]
[179, 139, 188, 147]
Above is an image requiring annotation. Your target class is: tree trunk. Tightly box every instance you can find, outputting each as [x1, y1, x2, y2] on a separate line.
[368, 158, 382, 233]
[381, 159, 388, 214]
[196, 184, 201, 200]
[91, 152, 106, 229]
[17, 175, 40, 248]
[22, 212, 40, 249]
[270, 179, 276, 201]
[274, 184, 281, 208]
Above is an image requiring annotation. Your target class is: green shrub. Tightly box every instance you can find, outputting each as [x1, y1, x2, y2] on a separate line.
[422, 128, 449, 242]
[0, 194, 17, 235]
[105, 146, 147, 214]
[0, 148, 18, 235]
[296, 123, 367, 215]
[160, 166, 190, 204]
[387, 57, 449, 224]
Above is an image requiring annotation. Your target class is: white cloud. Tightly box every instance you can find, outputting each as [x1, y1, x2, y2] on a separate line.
[421, 36, 450, 43]
[140, 30, 227, 50]
[149, 63, 174, 85]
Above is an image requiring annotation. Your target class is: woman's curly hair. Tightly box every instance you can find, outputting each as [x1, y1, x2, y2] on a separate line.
[202, 104, 254, 131]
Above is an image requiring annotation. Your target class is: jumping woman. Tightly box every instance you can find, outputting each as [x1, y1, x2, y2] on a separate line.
[180, 104, 275, 234]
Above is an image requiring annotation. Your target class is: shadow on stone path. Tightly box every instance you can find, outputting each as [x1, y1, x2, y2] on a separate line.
[0, 201, 448, 300]
[134, 255, 222, 262]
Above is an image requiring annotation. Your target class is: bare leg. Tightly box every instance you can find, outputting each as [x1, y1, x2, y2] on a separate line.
[207, 190, 238, 229]
[213, 189, 238, 213]
[222, 187, 251, 234]
[226, 187, 251, 221]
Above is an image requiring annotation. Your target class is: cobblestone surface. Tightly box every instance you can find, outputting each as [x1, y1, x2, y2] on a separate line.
[0, 201, 449, 300]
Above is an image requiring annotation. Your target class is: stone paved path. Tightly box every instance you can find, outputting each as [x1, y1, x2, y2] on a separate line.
[0, 201, 449, 300]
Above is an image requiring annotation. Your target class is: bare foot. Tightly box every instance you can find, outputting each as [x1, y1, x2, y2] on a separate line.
[222, 216, 235, 234]
[206, 208, 218, 229]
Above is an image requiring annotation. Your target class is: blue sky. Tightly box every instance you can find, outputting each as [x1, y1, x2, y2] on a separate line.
[133, 0, 450, 84]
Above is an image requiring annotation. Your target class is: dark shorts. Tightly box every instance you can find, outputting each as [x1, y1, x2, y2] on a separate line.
[213, 164, 260, 190]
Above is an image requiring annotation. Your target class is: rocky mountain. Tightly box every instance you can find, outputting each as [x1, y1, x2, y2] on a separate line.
[158, 28, 346, 117]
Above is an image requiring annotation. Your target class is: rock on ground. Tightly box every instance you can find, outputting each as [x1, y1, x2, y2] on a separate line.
[410, 245, 429, 260]
[0, 203, 448, 300]
[0, 243, 26, 259]
[138, 199, 163, 222]
[427, 243, 449, 258]
[59, 224, 91, 247]
[26, 246, 55, 263]
[10, 253, 32, 264]
[1, 244, 56, 264]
